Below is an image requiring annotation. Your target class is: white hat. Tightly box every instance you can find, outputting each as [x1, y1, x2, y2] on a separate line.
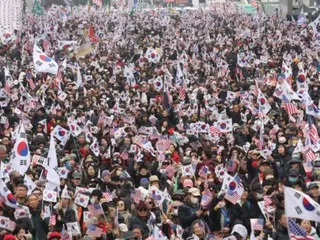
[231, 224, 248, 239]
[119, 223, 128, 232]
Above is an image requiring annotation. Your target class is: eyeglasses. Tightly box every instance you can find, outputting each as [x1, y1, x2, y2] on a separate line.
[138, 208, 148, 212]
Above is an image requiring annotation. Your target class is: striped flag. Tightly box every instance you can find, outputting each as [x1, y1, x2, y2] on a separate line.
[210, 125, 221, 136]
[165, 165, 176, 179]
[282, 95, 299, 114]
[179, 79, 186, 101]
[130, 189, 142, 204]
[86, 225, 103, 237]
[288, 218, 314, 240]
[55, 68, 62, 91]
[303, 161, 313, 174]
[308, 117, 319, 145]
[199, 166, 210, 179]
[263, 195, 272, 208]
[88, 203, 104, 215]
[26, 73, 36, 90]
[250, 218, 264, 231]
[304, 147, 316, 161]
[200, 189, 212, 207]
[92, 0, 102, 7]
[103, 192, 113, 202]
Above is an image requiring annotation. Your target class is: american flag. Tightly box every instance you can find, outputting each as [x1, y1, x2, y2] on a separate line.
[103, 192, 113, 202]
[92, 0, 103, 7]
[165, 165, 176, 178]
[26, 73, 36, 90]
[87, 225, 103, 237]
[308, 118, 319, 145]
[304, 147, 316, 161]
[250, 218, 264, 231]
[288, 218, 315, 240]
[303, 161, 313, 174]
[55, 68, 62, 91]
[210, 125, 221, 136]
[224, 192, 241, 205]
[263, 195, 272, 208]
[179, 80, 186, 101]
[282, 95, 299, 114]
[130, 189, 142, 204]
[200, 190, 212, 207]
[87, 203, 104, 215]
[199, 166, 210, 178]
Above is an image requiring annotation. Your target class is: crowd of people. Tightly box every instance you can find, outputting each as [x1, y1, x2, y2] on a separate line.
[0, 1, 320, 240]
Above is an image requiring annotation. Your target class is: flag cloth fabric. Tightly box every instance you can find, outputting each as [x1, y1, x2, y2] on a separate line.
[210, 125, 221, 136]
[88, 204, 104, 215]
[165, 165, 176, 179]
[76, 66, 83, 89]
[33, 44, 58, 75]
[293, 139, 304, 154]
[38, 119, 47, 133]
[214, 119, 232, 133]
[257, 90, 271, 115]
[58, 167, 69, 179]
[32, 0, 44, 15]
[52, 125, 70, 144]
[90, 139, 100, 157]
[200, 189, 213, 207]
[305, 97, 320, 119]
[224, 175, 244, 204]
[153, 226, 168, 240]
[87, 225, 103, 237]
[66, 222, 81, 236]
[0, 216, 9, 230]
[250, 218, 264, 231]
[12, 124, 30, 175]
[131, 189, 142, 204]
[282, 95, 299, 115]
[67, 118, 82, 137]
[47, 134, 58, 169]
[43, 189, 57, 203]
[284, 186, 320, 221]
[25, 73, 36, 90]
[14, 206, 31, 220]
[61, 186, 71, 199]
[307, 117, 319, 147]
[0, 179, 19, 208]
[288, 218, 314, 240]
[24, 175, 37, 195]
[74, 193, 90, 208]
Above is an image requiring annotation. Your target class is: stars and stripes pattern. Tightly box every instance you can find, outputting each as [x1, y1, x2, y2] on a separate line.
[308, 118, 319, 145]
[26, 73, 36, 90]
[130, 189, 142, 204]
[250, 218, 264, 231]
[87, 203, 104, 215]
[304, 147, 316, 161]
[199, 166, 210, 179]
[200, 189, 212, 207]
[179, 80, 186, 101]
[165, 165, 176, 179]
[210, 125, 221, 136]
[281, 95, 299, 115]
[288, 218, 315, 240]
